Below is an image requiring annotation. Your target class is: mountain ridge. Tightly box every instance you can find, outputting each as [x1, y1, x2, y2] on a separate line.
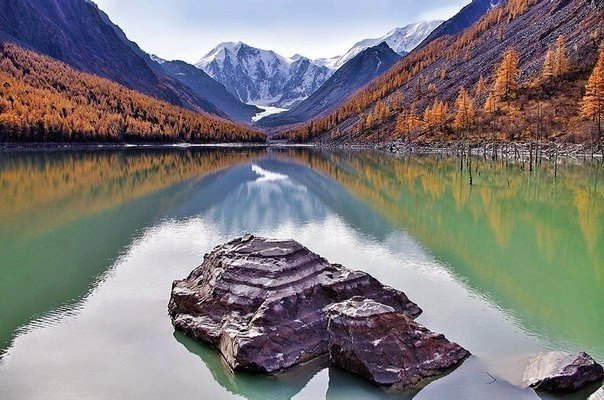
[0, 0, 229, 117]
[335, 21, 442, 68]
[285, 0, 602, 144]
[259, 42, 401, 128]
[196, 42, 333, 108]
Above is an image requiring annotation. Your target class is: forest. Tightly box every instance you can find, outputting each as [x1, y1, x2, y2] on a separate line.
[0, 43, 266, 144]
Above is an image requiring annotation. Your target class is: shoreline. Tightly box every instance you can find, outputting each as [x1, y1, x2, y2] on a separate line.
[314, 140, 604, 161]
[1, 140, 602, 161]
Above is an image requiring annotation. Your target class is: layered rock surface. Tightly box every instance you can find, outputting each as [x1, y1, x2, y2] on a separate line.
[524, 352, 604, 393]
[327, 298, 470, 389]
[169, 235, 421, 374]
[169, 235, 471, 389]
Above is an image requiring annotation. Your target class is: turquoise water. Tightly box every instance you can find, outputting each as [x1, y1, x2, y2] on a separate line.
[0, 148, 602, 399]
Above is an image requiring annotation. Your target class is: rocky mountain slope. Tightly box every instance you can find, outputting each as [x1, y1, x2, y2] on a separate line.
[0, 0, 231, 117]
[419, 0, 505, 48]
[259, 43, 401, 128]
[286, 0, 603, 144]
[154, 58, 261, 122]
[93, 3, 260, 122]
[196, 42, 334, 108]
[335, 21, 442, 68]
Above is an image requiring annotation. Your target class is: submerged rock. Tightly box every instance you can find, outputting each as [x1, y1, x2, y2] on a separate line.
[168, 235, 421, 374]
[524, 351, 604, 393]
[327, 297, 470, 389]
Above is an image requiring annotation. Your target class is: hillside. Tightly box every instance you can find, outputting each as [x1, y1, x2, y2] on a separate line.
[0, 43, 265, 143]
[419, 0, 504, 48]
[259, 43, 400, 128]
[286, 0, 603, 145]
[0, 0, 229, 117]
[157, 59, 261, 123]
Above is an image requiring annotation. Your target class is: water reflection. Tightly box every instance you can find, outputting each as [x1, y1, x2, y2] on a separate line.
[0, 147, 601, 400]
[284, 150, 604, 358]
[175, 332, 328, 400]
[0, 148, 264, 352]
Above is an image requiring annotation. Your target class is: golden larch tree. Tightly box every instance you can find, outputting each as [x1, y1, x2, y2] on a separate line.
[542, 49, 556, 79]
[554, 35, 570, 76]
[475, 75, 488, 98]
[493, 47, 520, 101]
[581, 44, 604, 146]
[454, 87, 476, 131]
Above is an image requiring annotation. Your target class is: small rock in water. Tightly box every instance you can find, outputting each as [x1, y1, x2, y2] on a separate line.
[169, 235, 421, 374]
[524, 351, 604, 393]
[327, 297, 470, 389]
[589, 386, 604, 400]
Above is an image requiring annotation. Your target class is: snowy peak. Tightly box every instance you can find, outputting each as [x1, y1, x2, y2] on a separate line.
[195, 42, 334, 108]
[335, 20, 442, 68]
[149, 54, 166, 65]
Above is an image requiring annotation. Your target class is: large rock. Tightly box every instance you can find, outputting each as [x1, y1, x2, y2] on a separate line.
[327, 297, 470, 389]
[168, 235, 422, 374]
[524, 351, 604, 393]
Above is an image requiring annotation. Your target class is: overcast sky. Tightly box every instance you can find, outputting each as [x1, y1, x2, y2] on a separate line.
[93, 0, 470, 63]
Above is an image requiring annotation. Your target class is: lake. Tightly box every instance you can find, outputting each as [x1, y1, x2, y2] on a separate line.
[0, 147, 602, 400]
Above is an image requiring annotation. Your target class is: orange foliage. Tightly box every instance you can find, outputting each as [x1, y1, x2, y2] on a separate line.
[0, 43, 266, 143]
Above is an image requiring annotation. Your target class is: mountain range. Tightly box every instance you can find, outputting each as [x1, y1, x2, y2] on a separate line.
[334, 21, 443, 68]
[196, 42, 334, 109]
[418, 0, 504, 49]
[285, 0, 603, 144]
[0, 0, 234, 117]
[195, 21, 441, 112]
[259, 42, 401, 128]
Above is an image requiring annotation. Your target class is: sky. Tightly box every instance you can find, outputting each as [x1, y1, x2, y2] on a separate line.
[93, 0, 470, 63]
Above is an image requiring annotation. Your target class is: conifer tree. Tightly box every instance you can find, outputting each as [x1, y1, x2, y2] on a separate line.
[475, 75, 488, 99]
[454, 88, 476, 131]
[493, 48, 520, 101]
[542, 49, 556, 79]
[554, 35, 570, 76]
[395, 114, 406, 138]
[581, 44, 604, 149]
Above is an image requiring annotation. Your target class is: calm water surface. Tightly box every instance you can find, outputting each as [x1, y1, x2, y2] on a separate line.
[0, 148, 602, 400]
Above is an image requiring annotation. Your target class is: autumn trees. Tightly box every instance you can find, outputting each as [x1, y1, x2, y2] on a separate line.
[285, 0, 598, 147]
[492, 48, 520, 101]
[581, 44, 604, 150]
[0, 43, 266, 144]
[542, 36, 570, 79]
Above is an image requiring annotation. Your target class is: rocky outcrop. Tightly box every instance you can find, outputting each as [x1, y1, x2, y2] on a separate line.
[169, 236, 473, 389]
[169, 235, 421, 374]
[524, 352, 604, 393]
[327, 297, 470, 389]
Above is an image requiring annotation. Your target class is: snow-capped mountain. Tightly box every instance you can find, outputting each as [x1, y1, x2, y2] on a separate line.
[196, 42, 334, 108]
[334, 21, 443, 68]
